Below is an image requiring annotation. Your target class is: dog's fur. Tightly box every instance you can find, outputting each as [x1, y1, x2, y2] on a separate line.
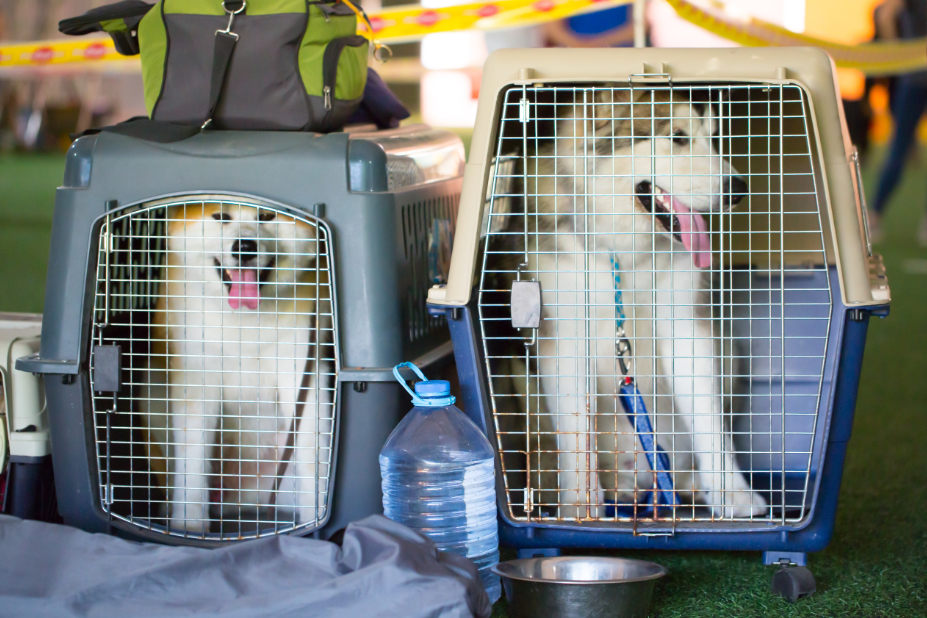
[496, 89, 766, 519]
[139, 202, 333, 533]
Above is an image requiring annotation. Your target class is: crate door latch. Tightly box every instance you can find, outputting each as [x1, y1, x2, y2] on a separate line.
[92, 345, 122, 394]
[511, 280, 542, 331]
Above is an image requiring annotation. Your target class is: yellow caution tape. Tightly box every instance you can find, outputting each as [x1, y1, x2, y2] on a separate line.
[0, 0, 630, 71]
[1, 0, 923, 76]
[665, 0, 926, 76]
[0, 36, 133, 71]
[365, 0, 630, 43]
[362, 0, 633, 42]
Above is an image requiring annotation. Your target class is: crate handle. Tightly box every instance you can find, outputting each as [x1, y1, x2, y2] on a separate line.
[628, 72, 672, 85]
[851, 147, 873, 257]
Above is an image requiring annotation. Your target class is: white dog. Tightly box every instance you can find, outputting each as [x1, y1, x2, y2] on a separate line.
[503, 89, 767, 520]
[140, 201, 333, 534]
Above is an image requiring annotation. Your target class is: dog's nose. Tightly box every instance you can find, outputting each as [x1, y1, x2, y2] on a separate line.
[232, 239, 259, 263]
[723, 176, 748, 206]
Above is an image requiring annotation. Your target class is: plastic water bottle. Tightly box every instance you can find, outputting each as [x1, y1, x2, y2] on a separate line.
[380, 362, 501, 604]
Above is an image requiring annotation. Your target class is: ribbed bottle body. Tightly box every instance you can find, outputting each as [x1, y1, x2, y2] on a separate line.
[379, 404, 501, 603]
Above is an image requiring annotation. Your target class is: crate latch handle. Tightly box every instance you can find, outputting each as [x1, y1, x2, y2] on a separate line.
[511, 280, 541, 347]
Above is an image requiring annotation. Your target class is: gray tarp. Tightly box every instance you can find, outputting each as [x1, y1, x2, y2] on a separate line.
[0, 514, 491, 618]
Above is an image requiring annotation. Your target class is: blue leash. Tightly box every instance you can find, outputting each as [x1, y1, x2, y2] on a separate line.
[609, 257, 678, 516]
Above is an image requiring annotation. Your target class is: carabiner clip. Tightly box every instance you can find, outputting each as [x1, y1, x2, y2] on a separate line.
[373, 43, 392, 62]
[340, 0, 391, 62]
[219, 0, 246, 39]
[617, 337, 632, 377]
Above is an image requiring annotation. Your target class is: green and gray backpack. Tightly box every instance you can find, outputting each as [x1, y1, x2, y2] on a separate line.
[61, 0, 374, 132]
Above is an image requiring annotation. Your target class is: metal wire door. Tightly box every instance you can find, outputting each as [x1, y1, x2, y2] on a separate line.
[478, 83, 833, 528]
[89, 197, 338, 541]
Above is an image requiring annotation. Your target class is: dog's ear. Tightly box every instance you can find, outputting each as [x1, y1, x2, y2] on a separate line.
[166, 205, 183, 221]
[590, 88, 661, 131]
[165, 203, 206, 235]
[592, 88, 658, 106]
[591, 87, 635, 130]
[592, 87, 634, 105]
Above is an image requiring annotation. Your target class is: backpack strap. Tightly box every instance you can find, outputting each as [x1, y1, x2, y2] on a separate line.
[72, 117, 200, 143]
[203, 1, 246, 129]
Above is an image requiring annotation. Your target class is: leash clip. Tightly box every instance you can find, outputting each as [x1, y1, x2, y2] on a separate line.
[617, 336, 632, 377]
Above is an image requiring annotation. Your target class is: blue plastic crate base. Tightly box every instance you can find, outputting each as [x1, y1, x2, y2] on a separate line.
[433, 265, 887, 562]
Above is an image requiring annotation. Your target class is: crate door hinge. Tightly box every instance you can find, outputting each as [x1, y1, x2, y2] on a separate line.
[519, 98, 530, 123]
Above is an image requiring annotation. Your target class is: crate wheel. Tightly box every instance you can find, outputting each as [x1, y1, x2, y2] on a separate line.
[771, 565, 816, 603]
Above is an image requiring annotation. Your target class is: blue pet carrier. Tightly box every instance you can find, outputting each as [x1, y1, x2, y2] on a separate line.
[426, 48, 890, 588]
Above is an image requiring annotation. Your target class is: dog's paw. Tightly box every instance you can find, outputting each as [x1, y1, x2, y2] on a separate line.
[297, 504, 323, 526]
[169, 517, 210, 534]
[554, 496, 609, 521]
[556, 502, 585, 521]
[711, 490, 768, 519]
[169, 503, 210, 533]
[154, 501, 169, 521]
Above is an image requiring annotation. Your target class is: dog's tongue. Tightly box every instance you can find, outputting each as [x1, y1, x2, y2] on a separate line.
[667, 197, 712, 268]
[227, 269, 260, 310]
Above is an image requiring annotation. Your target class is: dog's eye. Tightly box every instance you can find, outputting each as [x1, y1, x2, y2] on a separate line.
[258, 212, 276, 222]
[672, 130, 688, 146]
[212, 213, 232, 222]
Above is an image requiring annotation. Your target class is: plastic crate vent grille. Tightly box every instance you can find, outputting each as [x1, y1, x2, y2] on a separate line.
[401, 194, 459, 342]
[477, 83, 833, 530]
[89, 198, 339, 542]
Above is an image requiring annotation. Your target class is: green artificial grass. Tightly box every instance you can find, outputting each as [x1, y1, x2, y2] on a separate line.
[0, 147, 924, 616]
[0, 153, 65, 314]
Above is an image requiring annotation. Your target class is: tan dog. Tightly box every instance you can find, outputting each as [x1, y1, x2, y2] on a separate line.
[139, 200, 334, 534]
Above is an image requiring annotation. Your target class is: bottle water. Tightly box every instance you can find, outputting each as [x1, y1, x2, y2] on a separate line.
[380, 363, 501, 604]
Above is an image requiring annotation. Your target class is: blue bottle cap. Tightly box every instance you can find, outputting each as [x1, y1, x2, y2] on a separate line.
[414, 380, 451, 397]
[412, 380, 455, 406]
[392, 363, 456, 406]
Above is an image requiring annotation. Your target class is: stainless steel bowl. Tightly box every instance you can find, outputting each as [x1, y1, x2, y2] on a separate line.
[492, 556, 667, 618]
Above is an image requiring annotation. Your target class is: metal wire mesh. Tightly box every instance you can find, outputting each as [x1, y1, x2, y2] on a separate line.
[477, 83, 832, 529]
[90, 197, 338, 541]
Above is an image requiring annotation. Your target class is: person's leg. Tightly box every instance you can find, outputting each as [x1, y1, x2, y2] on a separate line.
[843, 98, 870, 159]
[874, 78, 927, 214]
[921, 146, 927, 247]
[918, 209, 927, 246]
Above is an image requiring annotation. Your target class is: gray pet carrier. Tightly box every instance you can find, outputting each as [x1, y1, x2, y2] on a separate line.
[17, 124, 464, 545]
